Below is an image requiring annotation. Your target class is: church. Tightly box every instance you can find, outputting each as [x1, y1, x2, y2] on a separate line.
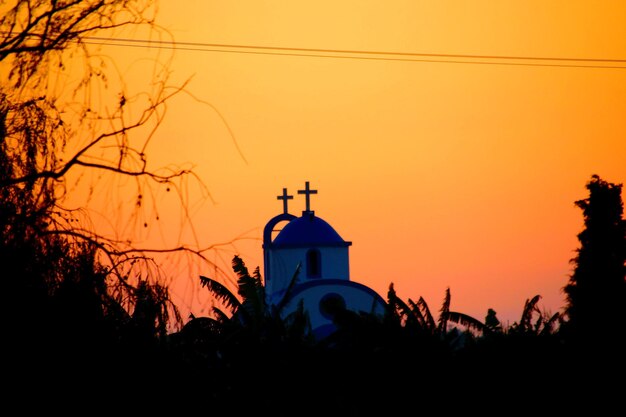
[263, 181, 386, 340]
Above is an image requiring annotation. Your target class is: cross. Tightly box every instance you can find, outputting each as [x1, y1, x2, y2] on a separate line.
[277, 188, 293, 214]
[298, 181, 318, 213]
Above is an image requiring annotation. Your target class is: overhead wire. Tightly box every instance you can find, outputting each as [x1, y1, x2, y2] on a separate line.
[81, 35, 626, 69]
[4, 31, 625, 69]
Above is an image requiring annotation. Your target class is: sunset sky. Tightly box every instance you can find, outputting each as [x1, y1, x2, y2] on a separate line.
[62, 1, 626, 326]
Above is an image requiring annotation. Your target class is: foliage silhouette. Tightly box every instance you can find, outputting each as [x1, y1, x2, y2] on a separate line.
[0, 4, 227, 403]
[0, 0, 227, 356]
[507, 294, 561, 336]
[166, 256, 318, 410]
[562, 174, 626, 345]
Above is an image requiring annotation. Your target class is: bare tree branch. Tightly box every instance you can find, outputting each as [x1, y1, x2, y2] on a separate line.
[1, 0, 234, 333]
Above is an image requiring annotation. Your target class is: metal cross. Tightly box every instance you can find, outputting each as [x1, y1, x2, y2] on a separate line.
[298, 181, 318, 213]
[277, 188, 293, 214]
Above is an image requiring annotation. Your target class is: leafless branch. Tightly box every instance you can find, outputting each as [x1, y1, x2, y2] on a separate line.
[1, 0, 237, 332]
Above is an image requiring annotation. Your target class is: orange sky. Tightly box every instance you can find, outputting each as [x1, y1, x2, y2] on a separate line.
[62, 1, 626, 326]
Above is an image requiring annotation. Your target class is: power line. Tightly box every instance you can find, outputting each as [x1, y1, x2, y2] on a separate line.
[81, 35, 626, 69]
[4, 30, 625, 69]
[86, 36, 626, 63]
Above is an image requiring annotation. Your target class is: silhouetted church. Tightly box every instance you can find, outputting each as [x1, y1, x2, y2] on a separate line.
[263, 181, 386, 339]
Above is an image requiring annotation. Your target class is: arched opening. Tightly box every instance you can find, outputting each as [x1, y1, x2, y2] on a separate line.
[319, 293, 346, 320]
[306, 248, 322, 278]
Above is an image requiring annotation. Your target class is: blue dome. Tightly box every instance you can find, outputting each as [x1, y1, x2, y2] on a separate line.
[271, 213, 351, 248]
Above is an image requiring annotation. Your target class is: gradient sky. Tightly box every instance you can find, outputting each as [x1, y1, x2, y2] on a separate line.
[63, 1, 626, 326]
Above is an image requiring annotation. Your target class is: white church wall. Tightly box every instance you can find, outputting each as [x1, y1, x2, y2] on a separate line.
[267, 246, 350, 296]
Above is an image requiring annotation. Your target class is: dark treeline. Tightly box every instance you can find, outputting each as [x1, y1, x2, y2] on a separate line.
[4, 174, 625, 412]
[2, 1, 624, 412]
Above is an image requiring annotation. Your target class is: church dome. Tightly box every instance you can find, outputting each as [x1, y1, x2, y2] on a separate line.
[271, 213, 351, 248]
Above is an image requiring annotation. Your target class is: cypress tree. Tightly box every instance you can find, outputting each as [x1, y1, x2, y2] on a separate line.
[563, 175, 626, 343]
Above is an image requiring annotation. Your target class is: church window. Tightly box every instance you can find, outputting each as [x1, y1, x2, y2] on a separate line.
[306, 249, 322, 278]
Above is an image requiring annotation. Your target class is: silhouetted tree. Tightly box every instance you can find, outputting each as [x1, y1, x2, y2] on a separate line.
[563, 175, 626, 343]
[0, 2, 218, 393]
[0, 0, 218, 343]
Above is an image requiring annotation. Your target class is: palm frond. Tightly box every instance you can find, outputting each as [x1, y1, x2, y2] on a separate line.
[520, 294, 542, 330]
[539, 312, 561, 336]
[417, 297, 436, 331]
[199, 275, 241, 313]
[386, 282, 400, 307]
[388, 289, 416, 327]
[232, 255, 266, 323]
[407, 298, 426, 328]
[252, 266, 265, 294]
[233, 256, 260, 295]
[445, 311, 487, 334]
[231, 254, 251, 282]
[438, 287, 451, 333]
[386, 283, 402, 320]
[212, 306, 231, 324]
[252, 265, 266, 308]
